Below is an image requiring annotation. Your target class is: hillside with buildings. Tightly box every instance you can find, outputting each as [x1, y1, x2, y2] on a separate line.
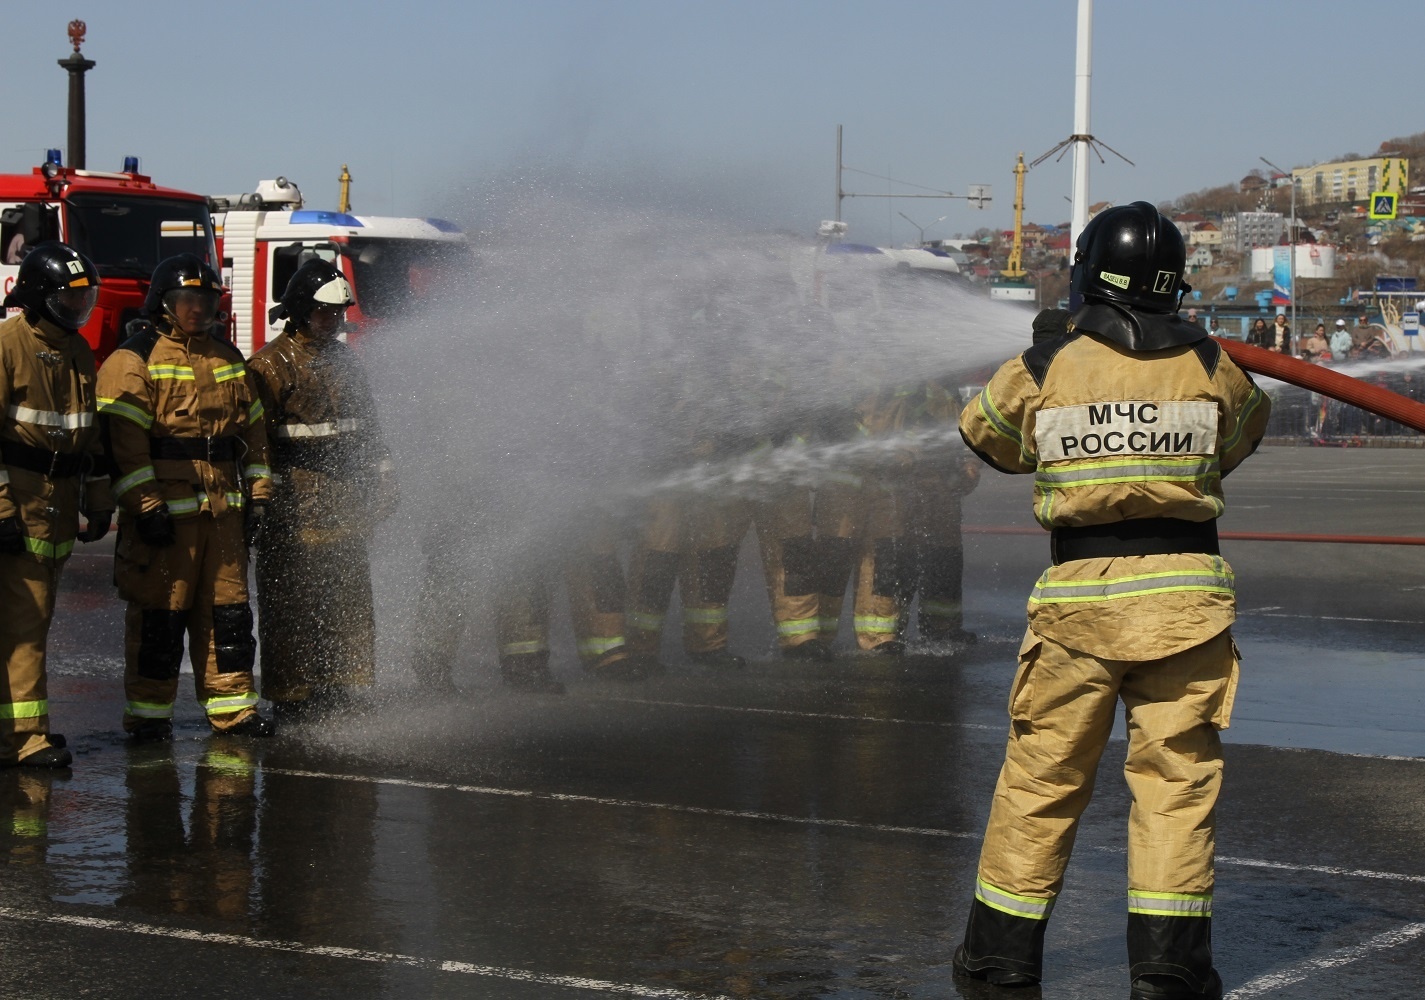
[952, 131, 1425, 328]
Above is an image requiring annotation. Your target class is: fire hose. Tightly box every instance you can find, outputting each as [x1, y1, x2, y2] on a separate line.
[1212, 336, 1425, 433]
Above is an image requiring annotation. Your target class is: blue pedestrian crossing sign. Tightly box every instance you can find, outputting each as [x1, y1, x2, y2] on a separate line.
[1369, 192, 1398, 219]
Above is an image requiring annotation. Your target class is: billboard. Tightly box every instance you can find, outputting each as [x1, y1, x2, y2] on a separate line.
[1272, 246, 1292, 304]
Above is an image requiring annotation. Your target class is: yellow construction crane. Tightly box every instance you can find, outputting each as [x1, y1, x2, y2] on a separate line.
[338, 164, 353, 213]
[990, 153, 1035, 301]
[1000, 152, 1028, 280]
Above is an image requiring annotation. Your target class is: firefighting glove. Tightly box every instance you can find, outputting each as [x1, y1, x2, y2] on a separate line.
[79, 510, 113, 543]
[244, 502, 267, 548]
[0, 515, 24, 555]
[136, 505, 177, 548]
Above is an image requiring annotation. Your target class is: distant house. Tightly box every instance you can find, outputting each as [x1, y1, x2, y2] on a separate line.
[1088, 201, 1113, 220]
[1045, 231, 1072, 253]
[1188, 222, 1222, 248]
[1021, 223, 1047, 249]
[1174, 212, 1208, 239]
[1240, 174, 1269, 195]
[1185, 246, 1214, 271]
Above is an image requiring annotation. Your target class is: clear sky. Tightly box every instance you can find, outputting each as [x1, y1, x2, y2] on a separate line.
[5, 1, 1418, 245]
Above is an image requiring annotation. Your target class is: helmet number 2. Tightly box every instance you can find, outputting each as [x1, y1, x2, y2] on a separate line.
[1153, 270, 1176, 294]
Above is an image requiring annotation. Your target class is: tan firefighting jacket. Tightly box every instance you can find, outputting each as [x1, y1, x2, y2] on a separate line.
[960, 331, 1270, 660]
[96, 326, 272, 519]
[247, 331, 394, 544]
[0, 313, 112, 560]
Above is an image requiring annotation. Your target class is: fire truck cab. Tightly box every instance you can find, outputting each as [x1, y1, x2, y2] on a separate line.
[1, 152, 219, 363]
[210, 178, 467, 355]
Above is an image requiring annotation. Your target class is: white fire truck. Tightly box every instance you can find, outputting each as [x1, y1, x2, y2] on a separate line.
[210, 177, 469, 354]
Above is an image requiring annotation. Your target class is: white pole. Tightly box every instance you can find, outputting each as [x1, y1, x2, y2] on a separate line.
[1069, 0, 1092, 258]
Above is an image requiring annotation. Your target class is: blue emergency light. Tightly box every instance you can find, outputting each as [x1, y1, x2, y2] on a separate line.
[289, 210, 363, 228]
[122, 156, 140, 173]
[45, 149, 63, 166]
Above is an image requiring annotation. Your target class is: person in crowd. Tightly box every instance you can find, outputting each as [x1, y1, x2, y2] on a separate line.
[1246, 317, 1272, 349]
[1271, 313, 1292, 354]
[97, 254, 275, 741]
[952, 202, 1269, 1000]
[1328, 319, 1353, 362]
[247, 259, 397, 720]
[1298, 323, 1330, 363]
[0, 243, 112, 768]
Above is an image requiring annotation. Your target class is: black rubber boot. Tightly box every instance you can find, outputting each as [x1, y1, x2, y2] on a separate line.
[501, 653, 566, 694]
[15, 744, 72, 768]
[688, 649, 746, 670]
[1128, 914, 1218, 998]
[585, 645, 651, 681]
[782, 640, 834, 662]
[1130, 969, 1223, 1000]
[869, 639, 906, 656]
[953, 897, 1048, 987]
[224, 713, 276, 738]
[130, 719, 174, 743]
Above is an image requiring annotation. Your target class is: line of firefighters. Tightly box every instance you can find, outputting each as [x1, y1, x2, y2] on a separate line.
[1, 240, 982, 766]
[411, 385, 982, 695]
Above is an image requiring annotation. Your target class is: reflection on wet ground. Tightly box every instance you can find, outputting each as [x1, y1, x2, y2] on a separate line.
[1, 448, 1422, 998]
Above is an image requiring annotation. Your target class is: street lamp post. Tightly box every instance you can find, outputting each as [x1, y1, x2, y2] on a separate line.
[1261, 156, 1297, 351]
[897, 212, 946, 247]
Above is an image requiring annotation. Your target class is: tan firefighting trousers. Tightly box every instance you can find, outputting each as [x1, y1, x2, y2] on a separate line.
[116, 511, 260, 732]
[626, 493, 750, 657]
[903, 478, 967, 638]
[411, 515, 629, 682]
[815, 479, 910, 651]
[256, 534, 375, 703]
[0, 554, 66, 764]
[977, 627, 1239, 907]
[752, 485, 820, 652]
[495, 524, 629, 673]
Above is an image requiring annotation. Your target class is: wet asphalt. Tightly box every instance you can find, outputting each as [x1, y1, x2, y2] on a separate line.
[2, 446, 1423, 999]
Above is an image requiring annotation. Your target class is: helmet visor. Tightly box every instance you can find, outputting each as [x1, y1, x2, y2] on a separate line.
[45, 287, 100, 329]
[163, 288, 221, 330]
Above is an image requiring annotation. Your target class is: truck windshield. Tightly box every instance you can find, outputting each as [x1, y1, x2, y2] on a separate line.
[345, 238, 470, 320]
[65, 194, 218, 279]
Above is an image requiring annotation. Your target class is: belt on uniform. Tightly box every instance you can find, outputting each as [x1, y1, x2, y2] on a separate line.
[0, 439, 85, 478]
[1050, 517, 1219, 566]
[150, 436, 241, 462]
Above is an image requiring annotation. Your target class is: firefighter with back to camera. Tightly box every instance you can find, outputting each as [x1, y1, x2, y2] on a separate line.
[0, 243, 112, 768]
[97, 254, 276, 741]
[953, 202, 1269, 999]
[248, 259, 396, 720]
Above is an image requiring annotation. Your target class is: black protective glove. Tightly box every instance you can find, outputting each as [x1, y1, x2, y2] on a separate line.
[1032, 308, 1073, 346]
[135, 504, 177, 548]
[244, 502, 267, 548]
[0, 515, 24, 555]
[79, 510, 113, 543]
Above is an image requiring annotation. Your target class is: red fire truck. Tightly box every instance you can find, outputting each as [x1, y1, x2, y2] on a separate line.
[1, 151, 218, 363]
[210, 177, 468, 355]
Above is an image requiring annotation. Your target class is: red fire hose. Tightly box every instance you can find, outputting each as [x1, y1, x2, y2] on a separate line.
[1212, 336, 1425, 433]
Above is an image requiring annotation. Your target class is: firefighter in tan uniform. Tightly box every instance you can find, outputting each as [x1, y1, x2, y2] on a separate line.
[953, 203, 1269, 1000]
[813, 379, 922, 655]
[248, 260, 396, 718]
[903, 380, 980, 647]
[0, 244, 112, 768]
[97, 254, 275, 741]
